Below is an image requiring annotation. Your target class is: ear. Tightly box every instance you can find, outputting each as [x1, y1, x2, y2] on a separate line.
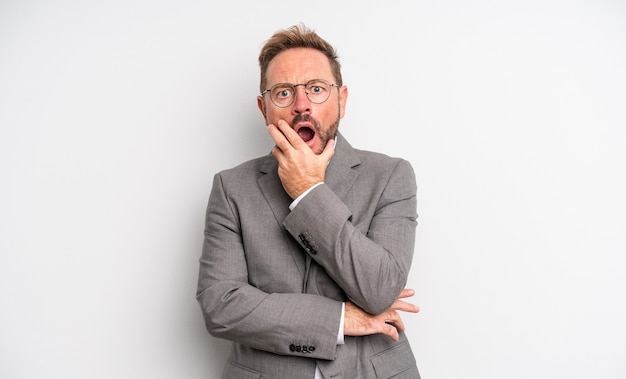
[257, 96, 268, 124]
[338, 85, 348, 119]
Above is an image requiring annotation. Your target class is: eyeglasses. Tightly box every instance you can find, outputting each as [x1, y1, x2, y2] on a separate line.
[261, 79, 340, 108]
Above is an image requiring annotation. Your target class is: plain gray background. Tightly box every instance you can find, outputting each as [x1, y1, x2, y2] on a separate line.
[1, 0, 625, 378]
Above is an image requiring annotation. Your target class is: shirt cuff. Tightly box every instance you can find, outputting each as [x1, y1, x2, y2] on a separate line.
[337, 302, 345, 345]
[289, 182, 324, 210]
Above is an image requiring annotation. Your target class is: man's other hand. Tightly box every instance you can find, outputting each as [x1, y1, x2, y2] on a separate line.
[343, 289, 419, 342]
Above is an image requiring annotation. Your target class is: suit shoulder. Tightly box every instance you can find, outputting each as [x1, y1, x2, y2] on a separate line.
[210, 156, 271, 192]
[353, 148, 414, 172]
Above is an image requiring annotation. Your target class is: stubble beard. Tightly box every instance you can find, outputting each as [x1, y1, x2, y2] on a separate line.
[291, 112, 340, 155]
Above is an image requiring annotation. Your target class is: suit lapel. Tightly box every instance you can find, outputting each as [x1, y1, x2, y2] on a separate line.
[326, 132, 360, 200]
[258, 154, 306, 277]
[258, 154, 291, 224]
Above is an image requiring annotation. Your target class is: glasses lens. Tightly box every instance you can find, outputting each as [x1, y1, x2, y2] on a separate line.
[270, 85, 295, 107]
[305, 80, 331, 104]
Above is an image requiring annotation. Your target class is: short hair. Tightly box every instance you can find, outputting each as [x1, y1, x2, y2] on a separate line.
[258, 24, 342, 93]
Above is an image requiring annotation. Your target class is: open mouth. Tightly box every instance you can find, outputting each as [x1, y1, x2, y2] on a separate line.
[296, 126, 315, 142]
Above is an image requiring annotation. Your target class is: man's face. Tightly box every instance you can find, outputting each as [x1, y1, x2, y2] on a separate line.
[258, 48, 348, 155]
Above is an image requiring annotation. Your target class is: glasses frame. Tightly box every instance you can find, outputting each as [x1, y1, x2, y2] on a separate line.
[261, 79, 341, 108]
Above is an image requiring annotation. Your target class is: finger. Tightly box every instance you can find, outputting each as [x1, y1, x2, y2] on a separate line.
[382, 322, 400, 342]
[271, 145, 285, 161]
[320, 137, 335, 162]
[391, 299, 420, 313]
[276, 119, 305, 148]
[267, 123, 289, 150]
[397, 288, 415, 299]
[387, 311, 406, 332]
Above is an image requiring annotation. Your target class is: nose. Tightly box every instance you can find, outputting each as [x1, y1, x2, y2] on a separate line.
[292, 85, 311, 114]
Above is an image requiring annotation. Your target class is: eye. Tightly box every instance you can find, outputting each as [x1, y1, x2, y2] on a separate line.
[310, 85, 323, 94]
[307, 80, 329, 95]
[273, 87, 293, 99]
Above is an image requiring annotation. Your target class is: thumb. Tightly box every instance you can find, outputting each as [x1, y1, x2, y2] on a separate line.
[321, 137, 336, 163]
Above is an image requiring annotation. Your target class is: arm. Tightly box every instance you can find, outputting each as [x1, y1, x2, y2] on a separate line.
[283, 159, 418, 315]
[268, 120, 418, 329]
[196, 173, 342, 359]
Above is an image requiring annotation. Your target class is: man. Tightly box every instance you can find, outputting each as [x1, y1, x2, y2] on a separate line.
[197, 24, 421, 378]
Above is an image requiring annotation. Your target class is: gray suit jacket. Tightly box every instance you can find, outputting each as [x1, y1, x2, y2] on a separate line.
[197, 132, 420, 378]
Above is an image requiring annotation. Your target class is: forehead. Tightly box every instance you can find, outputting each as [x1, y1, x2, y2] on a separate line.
[266, 48, 334, 85]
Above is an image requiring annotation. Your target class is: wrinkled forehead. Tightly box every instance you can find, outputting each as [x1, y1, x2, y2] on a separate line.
[265, 48, 335, 86]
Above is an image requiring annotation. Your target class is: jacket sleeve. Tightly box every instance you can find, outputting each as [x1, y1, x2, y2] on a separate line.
[283, 159, 418, 315]
[196, 172, 342, 360]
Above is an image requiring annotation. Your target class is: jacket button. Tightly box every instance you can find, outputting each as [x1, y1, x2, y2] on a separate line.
[289, 344, 296, 352]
